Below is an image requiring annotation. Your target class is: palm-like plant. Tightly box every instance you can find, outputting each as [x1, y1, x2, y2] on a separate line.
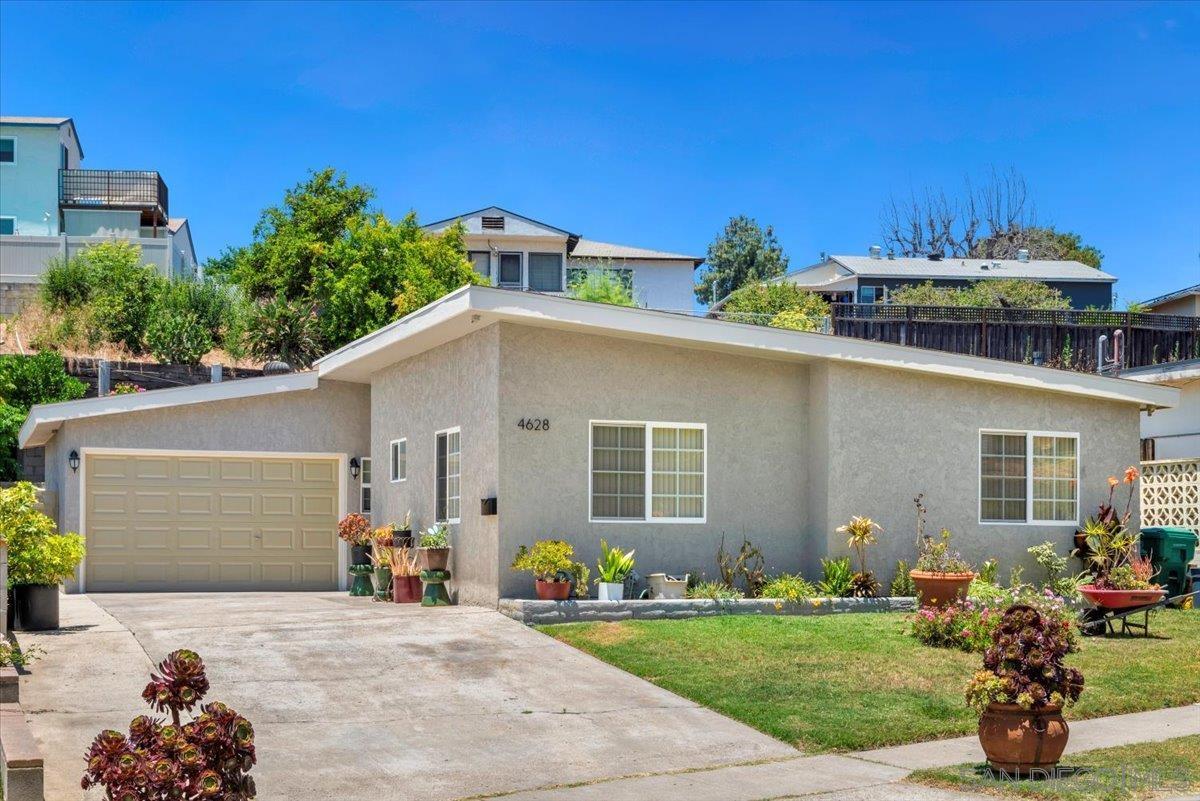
[595, 540, 636, 584]
[244, 295, 324, 368]
[837, 516, 882, 598]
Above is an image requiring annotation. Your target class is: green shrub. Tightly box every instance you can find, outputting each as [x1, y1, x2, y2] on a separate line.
[81, 241, 167, 351]
[686, 580, 744, 600]
[761, 573, 817, 602]
[888, 279, 1071, 310]
[511, 539, 576, 581]
[1, 482, 86, 586]
[40, 255, 95, 308]
[0, 402, 25, 480]
[0, 352, 87, 409]
[568, 268, 636, 307]
[145, 311, 213, 365]
[155, 279, 240, 345]
[722, 283, 830, 329]
[817, 557, 854, 597]
[890, 560, 917, 597]
[244, 296, 324, 367]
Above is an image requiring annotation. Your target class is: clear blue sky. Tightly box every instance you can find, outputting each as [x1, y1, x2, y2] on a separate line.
[2, 1, 1197, 305]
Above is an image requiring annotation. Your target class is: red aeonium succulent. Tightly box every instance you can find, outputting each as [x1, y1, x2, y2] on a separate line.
[965, 604, 1084, 715]
[82, 649, 256, 800]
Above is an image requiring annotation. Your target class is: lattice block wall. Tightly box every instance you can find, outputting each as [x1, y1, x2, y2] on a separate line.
[1140, 459, 1200, 533]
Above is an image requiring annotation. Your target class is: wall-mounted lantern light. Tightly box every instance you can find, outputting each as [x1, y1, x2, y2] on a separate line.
[349, 457, 361, 480]
[69, 450, 81, 473]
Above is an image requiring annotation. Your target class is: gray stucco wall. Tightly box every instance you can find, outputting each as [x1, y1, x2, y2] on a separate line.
[495, 324, 810, 598]
[815, 362, 1141, 587]
[42, 379, 371, 591]
[370, 325, 500, 606]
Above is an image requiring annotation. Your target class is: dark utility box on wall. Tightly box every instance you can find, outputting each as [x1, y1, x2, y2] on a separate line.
[481, 497, 498, 516]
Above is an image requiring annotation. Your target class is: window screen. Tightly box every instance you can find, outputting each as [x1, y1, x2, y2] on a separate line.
[498, 253, 522, 286]
[651, 426, 705, 519]
[528, 253, 563, 292]
[1032, 435, 1077, 522]
[436, 430, 461, 522]
[390, 440, 406, 482]
[980, 433, 1027, 522]
[591, 425, 645, 520]
[468, 251, 491, 279]
[0, 139, 13, 163]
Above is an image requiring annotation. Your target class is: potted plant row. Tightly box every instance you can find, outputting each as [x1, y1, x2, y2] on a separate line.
[1075, 467, 1166, 610]
[388, 539, 422, 603]
[2, 482, 86, 631]
[965, 604, 1084, 773]
[337, 513, 373, 566]
[419, 523, 452, 571]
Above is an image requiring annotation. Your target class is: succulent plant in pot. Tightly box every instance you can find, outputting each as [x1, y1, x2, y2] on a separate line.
[511, 539, 576, 600]
[2, 482, 86, 631]
[910, 528, 976, 609]
[337, 513, 373, 566]
[965, 604, 1083, 774]
[82, 649, 257, 800]
[418, 523, 452, 571]
[594, 540, 636, 601]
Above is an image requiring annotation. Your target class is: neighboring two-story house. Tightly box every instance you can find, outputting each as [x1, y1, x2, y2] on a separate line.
[0, 116, 197, 314]
[422, 206, 702, 311]
[765, 248, 1117, 309]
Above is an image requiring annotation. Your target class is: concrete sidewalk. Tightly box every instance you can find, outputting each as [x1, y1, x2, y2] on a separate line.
[477, 705, 1200, 801]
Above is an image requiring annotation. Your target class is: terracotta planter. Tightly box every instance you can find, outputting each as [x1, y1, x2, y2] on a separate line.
[419, 547, 451, 572]
[392, 575, 422, 604]
[978, 703, 1068, 773]
[1079, 584, 1166, 610]
[909, 570, 975, 609]
[535, 579, 571, 600]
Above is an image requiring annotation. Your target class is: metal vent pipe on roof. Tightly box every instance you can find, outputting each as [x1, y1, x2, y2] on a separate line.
[869, 244, 882, 259]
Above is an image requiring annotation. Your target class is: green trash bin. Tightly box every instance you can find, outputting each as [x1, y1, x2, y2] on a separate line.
[1140, 527, 1199, 600]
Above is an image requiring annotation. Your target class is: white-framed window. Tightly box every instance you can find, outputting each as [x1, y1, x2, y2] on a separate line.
[468, 250, 491, 279]
[435, 427, 461, 523]
[497, 252, 522, 287]
[360, 457, 372, 517]
[528, 252, 564, 292]
[0, 217, 14, 236]
[0, 137, 14, 164]
[590, 421, 706, 523]
[979, 430, 1079, 525]
[389, 439, 406, 483]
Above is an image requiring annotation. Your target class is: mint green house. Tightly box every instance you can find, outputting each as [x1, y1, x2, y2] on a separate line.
[0, 116, 197, 314]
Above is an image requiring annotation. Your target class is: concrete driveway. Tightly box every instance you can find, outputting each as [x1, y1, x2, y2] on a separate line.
[17, 593, 797, 800]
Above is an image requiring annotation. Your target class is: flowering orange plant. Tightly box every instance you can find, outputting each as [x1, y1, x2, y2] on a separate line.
[336, 513, 372, 545]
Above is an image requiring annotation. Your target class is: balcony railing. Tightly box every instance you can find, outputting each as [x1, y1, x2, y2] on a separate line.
[59, 169, 169, 226]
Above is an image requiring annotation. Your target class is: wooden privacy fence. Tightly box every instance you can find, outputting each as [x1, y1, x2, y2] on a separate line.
[831, 304, 1200, 372]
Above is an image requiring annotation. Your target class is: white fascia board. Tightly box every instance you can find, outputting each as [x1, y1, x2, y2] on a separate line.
[314, 285, 1180, 410]
[18, 371, 319, 448]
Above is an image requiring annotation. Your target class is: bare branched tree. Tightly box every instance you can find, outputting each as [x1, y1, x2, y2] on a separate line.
[880, 167, 1038, 258]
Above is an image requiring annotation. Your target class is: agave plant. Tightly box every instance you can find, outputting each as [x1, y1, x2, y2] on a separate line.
[595, 540, 636, 584]
[83, 649, 256, 800]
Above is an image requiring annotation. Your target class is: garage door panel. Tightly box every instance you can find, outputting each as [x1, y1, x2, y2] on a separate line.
[85, 453, 340, 592]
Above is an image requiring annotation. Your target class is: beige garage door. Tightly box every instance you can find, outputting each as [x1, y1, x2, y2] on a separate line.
[84, 452, 341, 591]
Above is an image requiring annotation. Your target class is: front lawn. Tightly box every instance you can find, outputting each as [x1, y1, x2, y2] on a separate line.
[910, 735, 1200, 801]
[540, 609, 1200, 753]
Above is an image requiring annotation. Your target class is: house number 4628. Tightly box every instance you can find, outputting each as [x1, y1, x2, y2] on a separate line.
[518, 418, 550, 431]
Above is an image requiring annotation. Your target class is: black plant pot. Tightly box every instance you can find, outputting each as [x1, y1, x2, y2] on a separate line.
[391, 530, 414, 549]
[12, 584, 60, 631]
[350, 544, 372, 567]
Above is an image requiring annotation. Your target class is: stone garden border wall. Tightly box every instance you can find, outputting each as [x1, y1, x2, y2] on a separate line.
[499, 596, 917, 626]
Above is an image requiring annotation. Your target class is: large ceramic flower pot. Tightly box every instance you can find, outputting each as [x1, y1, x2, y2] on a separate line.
[909, 570, 975, 609]
[392, 575, 422, 604]
[979, 703, 1068, 773]
[535, 579, 571, 600]
[12, 584, 60, 631]
[1079, 584, 1166, 610]
[419, 547, 451, 572]
[350, 544, 372, 567]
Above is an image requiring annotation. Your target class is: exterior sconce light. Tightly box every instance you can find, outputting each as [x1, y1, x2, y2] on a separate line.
[69, 450, 81, 473]
[349, 457, 361, 479]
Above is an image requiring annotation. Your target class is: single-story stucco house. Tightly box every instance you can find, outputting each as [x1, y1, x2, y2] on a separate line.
[19, 286, 1177, 604]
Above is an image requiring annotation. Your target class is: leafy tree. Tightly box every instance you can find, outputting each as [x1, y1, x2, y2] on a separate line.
[887, 279, 1071, 310]
[721, 283, 830, 329]
[0, 354, 87, 480]
[200, 246, 247, 284]
[232, 168, 374, 299]
[695, 216, 789, 306]
[567, 267, 636, 307]
[970, 226, 1103, 268]
[312, 213, 485, 348]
